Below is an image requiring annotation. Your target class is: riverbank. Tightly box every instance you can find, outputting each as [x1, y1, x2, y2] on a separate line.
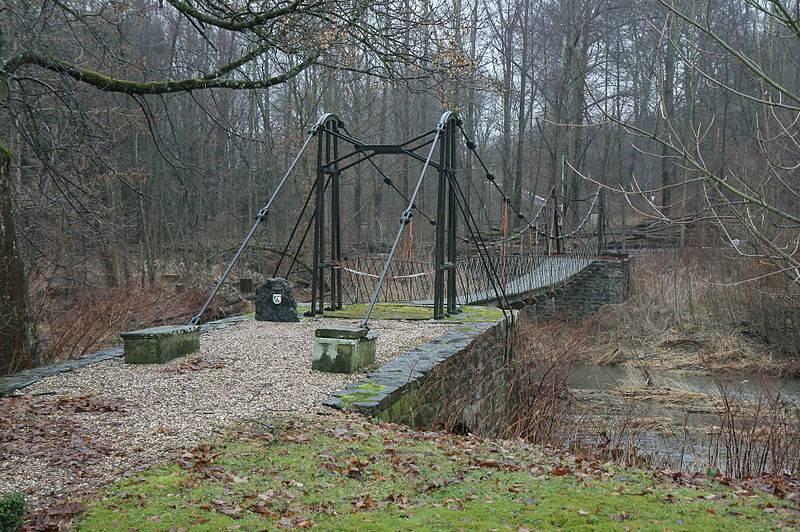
[583, 323, 797, 376]
[488, 313, 800, 477]
[529, 318, 800, 476]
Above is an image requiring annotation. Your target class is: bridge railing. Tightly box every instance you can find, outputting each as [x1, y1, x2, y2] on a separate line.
[336, 248, 596, 306]
[452, 252, 595, 304]
[337, 257, 435, 304]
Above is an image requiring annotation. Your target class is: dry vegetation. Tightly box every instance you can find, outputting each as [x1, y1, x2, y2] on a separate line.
[21, 278, 205, 369]
[570, 248, 800, 375]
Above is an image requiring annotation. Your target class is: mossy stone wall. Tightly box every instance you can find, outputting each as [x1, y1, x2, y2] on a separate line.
[326, 319, 514, 436]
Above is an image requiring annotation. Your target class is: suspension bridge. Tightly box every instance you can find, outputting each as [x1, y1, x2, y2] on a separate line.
[189, 111, 607, 327]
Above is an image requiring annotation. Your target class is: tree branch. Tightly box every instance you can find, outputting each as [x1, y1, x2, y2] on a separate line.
[2, 49, 320, 94]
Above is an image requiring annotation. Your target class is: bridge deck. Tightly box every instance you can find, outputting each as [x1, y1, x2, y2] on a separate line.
[414, 255, 594, 307]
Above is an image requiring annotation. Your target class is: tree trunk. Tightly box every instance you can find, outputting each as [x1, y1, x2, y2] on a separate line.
[501, 15, 514, 198]
[661, 15, 676, 218]
[512, 0, 531, 229]
[0, 147, 38, 375]
[465, 0, 479, 225]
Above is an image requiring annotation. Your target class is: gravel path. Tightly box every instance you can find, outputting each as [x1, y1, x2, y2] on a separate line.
[0, 318, 452, 510]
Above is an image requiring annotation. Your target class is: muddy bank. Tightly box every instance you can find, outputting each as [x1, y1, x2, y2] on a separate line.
[586, 327, 799, 376]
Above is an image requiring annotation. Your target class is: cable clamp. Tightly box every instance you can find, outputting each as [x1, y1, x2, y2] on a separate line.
[486, 173, 495, 182]
[256, 207, 269, 219]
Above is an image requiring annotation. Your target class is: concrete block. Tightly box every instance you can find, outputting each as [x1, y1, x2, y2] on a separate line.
[121, 325, 200, 364]
[313, 328, 376, 373]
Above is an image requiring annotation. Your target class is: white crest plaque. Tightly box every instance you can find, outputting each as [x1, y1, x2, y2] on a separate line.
[272, 293, 282, 305]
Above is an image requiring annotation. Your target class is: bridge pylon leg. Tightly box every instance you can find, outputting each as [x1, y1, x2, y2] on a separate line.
[434, 123, 447, 320]
[446, 122, 458, 315]
[308, 116, 343, 316]
[433, 115, 461, 319]
[328, 122, 343, 310]
[308, 127, 324, 316]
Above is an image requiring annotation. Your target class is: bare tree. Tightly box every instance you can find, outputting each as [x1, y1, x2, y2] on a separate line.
[587, 0, 800, 283]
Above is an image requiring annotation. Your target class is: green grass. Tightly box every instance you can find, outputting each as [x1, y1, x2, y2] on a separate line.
[77, 416, 798, 531]
[297, 303, 505, 323]
[340, 382, 386, 408]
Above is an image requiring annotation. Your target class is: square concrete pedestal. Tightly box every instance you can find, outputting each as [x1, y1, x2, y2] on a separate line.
[313, 327, 376, 373]
[120, 325, 200, 364]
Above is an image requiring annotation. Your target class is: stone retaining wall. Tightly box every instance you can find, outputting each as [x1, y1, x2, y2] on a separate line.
[325, 317, 515, 436]
[523, 254, 630, 320]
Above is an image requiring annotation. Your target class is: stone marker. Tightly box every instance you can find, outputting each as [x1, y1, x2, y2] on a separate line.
[313, 327, 376, 373]
[120, 325, 200, 364]
[255, 278, 299, 322]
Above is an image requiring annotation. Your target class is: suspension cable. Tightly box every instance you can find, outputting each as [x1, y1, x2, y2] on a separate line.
[286, 200, 318, 279]
[458, 123, 601, 244]
[276, 173, 335, 279]
[273, 181, 318, 277]
[458, 124, 565, 243]
[446, 166, 510, 324]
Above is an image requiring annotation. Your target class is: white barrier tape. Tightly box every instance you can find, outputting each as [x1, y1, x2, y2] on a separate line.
[333, 262, 434, 280]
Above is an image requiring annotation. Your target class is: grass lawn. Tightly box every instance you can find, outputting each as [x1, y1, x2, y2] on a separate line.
[296, 303, 506, 323]
[76, 415, 798, 530]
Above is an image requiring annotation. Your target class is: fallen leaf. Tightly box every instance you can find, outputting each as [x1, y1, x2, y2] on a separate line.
[250, 503, 277, 517]
[210, 499, 243, 519]
[353, 494, 377, 510]
[384, 493, 412, 509]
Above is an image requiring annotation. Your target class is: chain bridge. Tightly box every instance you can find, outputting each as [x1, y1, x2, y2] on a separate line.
[190, 111, 609, 327]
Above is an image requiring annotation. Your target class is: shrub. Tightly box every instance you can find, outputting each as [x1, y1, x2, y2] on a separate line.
[0, 492, 26, 532]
